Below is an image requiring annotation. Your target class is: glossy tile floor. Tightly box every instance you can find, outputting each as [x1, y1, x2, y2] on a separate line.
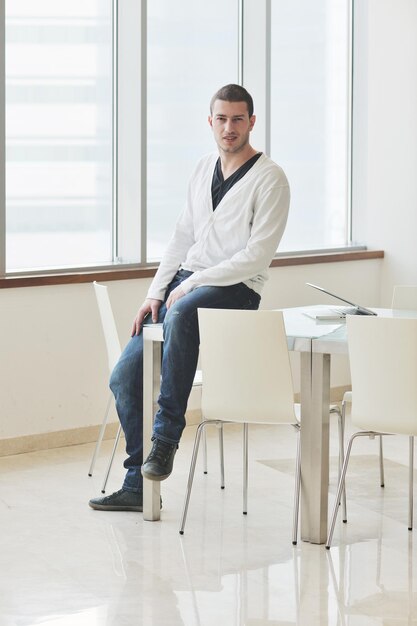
[1, 417, 416, 626]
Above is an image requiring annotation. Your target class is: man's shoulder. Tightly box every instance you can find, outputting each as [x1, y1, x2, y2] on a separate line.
[255, 154, 289, 187]
[195, 152, 218, 169]
[187, 152, 217, 182]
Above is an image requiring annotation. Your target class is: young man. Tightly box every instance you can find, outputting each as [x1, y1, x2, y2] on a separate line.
[89, 84, 290, 512]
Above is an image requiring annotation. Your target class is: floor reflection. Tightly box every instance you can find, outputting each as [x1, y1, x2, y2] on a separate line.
[0, 422, 416, 625]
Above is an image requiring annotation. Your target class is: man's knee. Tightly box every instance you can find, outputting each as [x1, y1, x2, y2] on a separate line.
[109, 361, 123, 395]
[109, 340, 143, 396]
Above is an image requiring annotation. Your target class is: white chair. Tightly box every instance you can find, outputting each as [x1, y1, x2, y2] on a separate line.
[88, 282, 124, 492]
[339, 284, 417, 521]
[326, 316, 417, 548]
[179, 308, 302, 544]
[89, 281, 208, 492]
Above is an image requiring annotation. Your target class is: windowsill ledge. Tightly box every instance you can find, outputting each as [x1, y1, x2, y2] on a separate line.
[0, 249, 384, 289]
[270, 248, 384, 267]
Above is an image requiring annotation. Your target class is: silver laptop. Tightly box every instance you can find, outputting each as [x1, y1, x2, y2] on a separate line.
[305, 282, 377, 320]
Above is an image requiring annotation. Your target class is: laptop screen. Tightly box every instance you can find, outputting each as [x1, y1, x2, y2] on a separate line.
[306, 283, 377, 316]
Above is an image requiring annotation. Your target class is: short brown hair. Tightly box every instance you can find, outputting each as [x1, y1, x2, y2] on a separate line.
[210, 84, 254, 118]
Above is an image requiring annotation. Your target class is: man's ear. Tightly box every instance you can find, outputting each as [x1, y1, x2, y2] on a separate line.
[208, 115, 213, 128]
[249, 115, 256, 131]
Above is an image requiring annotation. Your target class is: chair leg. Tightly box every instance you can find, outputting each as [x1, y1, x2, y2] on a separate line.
[326, 435, 355, 549]
[338, 402, 347, 523]
[326, 431, 378, 549]
[101, 423, 122, 493]
[243, 423, 248, 514]
[409, 435, 414, 531]
[201, 419, 225, 489]
[379, 435, 385, 487]
[219, 423, 225, 489]
[292, 424, 301, 545]
[179, 421, 210, 535]
[88, 393, 113, 476]
[202, 425, 208, 474]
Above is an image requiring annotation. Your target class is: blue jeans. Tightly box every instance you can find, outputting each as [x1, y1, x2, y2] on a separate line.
[109, 269, 261, 493]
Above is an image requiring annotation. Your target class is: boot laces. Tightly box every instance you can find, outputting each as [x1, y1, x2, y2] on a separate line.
[149, 439, 175, 463]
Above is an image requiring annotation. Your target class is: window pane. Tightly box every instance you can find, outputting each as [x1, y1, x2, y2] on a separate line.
[6, 0, 113, 271]
[147, 0, 239, 261]
[270, 0, 350, 252]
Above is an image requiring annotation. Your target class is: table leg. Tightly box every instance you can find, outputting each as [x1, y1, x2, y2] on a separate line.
[143, 335, 162, 521]
[300, 350, 331, 543]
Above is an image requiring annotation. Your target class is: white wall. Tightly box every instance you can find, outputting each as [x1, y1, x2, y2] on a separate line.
[0, 259, 381, 447]
[0, 279, 152, 444]
[353, 0, 417, 304]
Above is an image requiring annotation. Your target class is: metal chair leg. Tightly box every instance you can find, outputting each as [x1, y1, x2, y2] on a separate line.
[201, 419, 225, 488]
[219, 423, 225, 489]
[292, 424, 301, 545]
[379, 435, 385, 487]
[88, 393, 113, 476]
[101, 423, 122, 493]
[202, 425, 208, 474]
[180, 420, 301, 543]
[326, 431, 382, 549]
[179, 421, 211, 534]
[409, 436, 414, 531]
[243, 423, 248, 514]
[330, 403, 347, 521]
[336, 402, 347, 522]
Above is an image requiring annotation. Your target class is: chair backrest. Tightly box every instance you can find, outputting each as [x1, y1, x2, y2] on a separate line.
[347, 315, 417, 435]
[197, 308, 296, 425]
[93, 281, 122, 373]
[392, 285, 417, 310]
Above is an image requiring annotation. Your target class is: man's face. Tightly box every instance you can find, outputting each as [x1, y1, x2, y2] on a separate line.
[208, 100, 256, 155]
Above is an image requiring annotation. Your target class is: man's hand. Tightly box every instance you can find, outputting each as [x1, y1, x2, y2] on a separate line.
[166, 285, 186, 309]
[131, 298, 162, 336]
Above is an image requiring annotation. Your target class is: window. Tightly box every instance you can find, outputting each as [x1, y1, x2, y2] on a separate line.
[269, 0, 351, 252]
[1, 0, 353, 275]
[147, 0, 239, 261]
[5, 0, 113, 271]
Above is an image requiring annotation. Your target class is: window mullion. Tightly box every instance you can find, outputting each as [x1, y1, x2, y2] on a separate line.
[140, 0, 147, 265]
[112, 0, 119, 261]
[0, 0, 5, 276]
[241, 0, 269, 153]
[116, 0, 143, 264]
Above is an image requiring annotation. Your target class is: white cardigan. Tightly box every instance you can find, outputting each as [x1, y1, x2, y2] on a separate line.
[147, 152, 290, 301]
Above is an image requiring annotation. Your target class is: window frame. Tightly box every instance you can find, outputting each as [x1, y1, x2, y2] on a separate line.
[0, 0, 5, 277]
[0, 0, 359, 280]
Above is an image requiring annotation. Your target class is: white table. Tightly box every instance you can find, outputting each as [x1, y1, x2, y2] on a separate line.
[142, 305, 417, 543]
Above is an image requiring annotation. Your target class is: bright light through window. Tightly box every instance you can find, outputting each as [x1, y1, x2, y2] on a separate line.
[2, 0, 352, 274]
[146, 0, 239, 261]
[5, 0, 113, 271]
[270, 0, 350, 252]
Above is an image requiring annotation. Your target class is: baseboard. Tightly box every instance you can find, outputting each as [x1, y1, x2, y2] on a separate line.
[293, 385, 350, 405]
[0, 408, 204, 457]
[0, 422, 121, 457]
[0, 390, 348, 457]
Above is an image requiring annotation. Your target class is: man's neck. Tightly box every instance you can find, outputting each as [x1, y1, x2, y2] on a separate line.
[219, 145, 258, 179]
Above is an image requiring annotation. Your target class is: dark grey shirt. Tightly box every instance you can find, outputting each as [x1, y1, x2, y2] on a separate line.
[211, 152, 262, 211]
